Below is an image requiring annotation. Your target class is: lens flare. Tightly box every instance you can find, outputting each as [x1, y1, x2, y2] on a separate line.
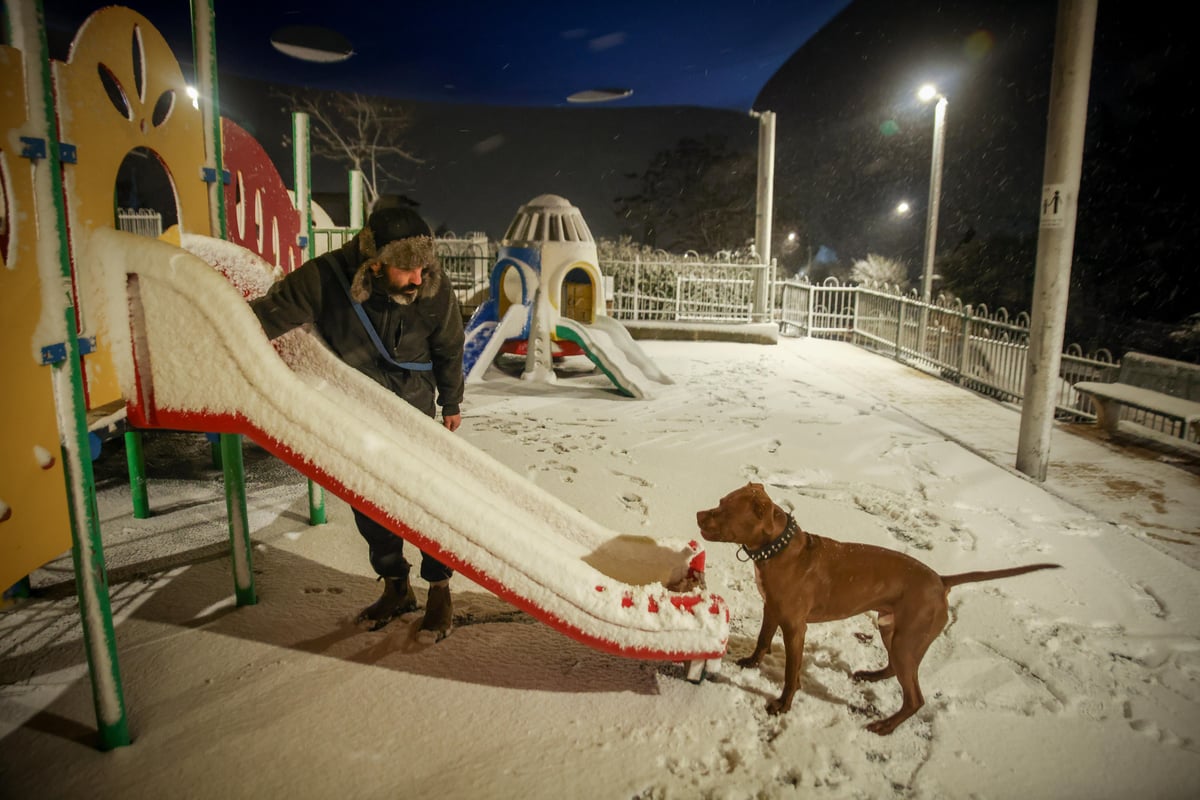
[964, 29, 995, 61]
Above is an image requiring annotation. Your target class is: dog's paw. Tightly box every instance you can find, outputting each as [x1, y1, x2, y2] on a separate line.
[765, 697, 790, 716]
[736, 655, 762, 670]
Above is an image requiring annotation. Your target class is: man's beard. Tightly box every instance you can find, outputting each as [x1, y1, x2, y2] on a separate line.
[381, 274, 419, 304]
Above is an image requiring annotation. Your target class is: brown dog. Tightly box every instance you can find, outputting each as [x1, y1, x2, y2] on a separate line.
[697, 482, 1060, 735]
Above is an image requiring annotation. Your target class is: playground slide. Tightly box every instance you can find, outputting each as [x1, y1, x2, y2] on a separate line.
[463, 303, 530, 384]
[87, 229, 728, 666]
[556, 317, 675, 400]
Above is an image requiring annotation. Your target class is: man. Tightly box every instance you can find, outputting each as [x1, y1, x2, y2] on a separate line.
[251, 206, 465, 639]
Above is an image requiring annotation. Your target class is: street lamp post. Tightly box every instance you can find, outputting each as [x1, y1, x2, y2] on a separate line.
[918, 85, 947, 305]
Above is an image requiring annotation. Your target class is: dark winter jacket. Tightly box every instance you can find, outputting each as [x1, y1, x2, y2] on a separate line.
[250, 237, 465, 418]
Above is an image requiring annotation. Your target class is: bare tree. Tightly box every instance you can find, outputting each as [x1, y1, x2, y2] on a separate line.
[278, 90, 422, 209]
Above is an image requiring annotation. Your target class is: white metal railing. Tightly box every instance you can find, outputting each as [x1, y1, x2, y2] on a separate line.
[301, 232, 1145, 434]
[117, 208, 163, 238]
[602, 256, 775, 323]
[311, 226, 355, 256]
[777, 278, 1120, 425]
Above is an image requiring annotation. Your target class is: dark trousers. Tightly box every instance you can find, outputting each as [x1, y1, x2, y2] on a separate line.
[352, 507, 453, 583]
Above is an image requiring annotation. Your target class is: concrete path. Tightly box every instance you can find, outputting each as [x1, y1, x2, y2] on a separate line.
[788, 337, 1200, 569]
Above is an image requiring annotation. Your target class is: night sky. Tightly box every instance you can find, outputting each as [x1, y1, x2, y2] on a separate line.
[225, 0, 1190, 283]
[41, 0, 1194, 301]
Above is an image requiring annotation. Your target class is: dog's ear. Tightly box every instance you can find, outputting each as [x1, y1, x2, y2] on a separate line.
[750, 484, 770, 520]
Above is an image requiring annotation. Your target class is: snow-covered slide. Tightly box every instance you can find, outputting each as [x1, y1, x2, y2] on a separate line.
[556, 316, 674, 399]
[87, 229, 728, 671]
[463, 303, 529, 384]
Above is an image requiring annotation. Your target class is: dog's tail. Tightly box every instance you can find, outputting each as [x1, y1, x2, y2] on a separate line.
[941, 563, 1061, 589]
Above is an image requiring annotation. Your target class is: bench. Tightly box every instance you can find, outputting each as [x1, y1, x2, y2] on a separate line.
[1073, 352, 1200, 442]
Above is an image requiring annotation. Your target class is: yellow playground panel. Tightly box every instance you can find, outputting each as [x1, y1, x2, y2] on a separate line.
[0, 44, 73, 591]
[1, 6, 213, 591]
[54, 6, 212, 408]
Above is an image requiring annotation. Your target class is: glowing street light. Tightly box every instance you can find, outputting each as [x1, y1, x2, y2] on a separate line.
[895, 201, 911, 216]
[918, 83, 947, 305]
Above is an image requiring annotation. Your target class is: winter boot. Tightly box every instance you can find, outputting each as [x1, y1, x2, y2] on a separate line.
[419, 580, 453, 641]
[356, 573, 419, 631]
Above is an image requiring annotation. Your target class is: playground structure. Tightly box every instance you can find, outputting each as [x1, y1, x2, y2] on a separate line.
[463, 194, 673, 399]
[0, 0, 728, 750]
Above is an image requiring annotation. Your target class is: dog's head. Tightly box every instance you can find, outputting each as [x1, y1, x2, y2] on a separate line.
[696, 482, 778, 546]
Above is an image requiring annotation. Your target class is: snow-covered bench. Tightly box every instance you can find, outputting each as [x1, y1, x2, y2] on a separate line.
[1073, 352, 1200, 442]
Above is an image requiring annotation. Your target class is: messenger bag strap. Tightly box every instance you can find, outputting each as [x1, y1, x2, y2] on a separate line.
[324, 254, 433, 372]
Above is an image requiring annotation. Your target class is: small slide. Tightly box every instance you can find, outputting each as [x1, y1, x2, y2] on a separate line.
[463, 303, 530, 385]
[86, 229, 728, 668]
[556, 316, 675, 400]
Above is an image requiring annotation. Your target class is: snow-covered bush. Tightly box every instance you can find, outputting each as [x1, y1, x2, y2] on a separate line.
[850, 253, 908, 290]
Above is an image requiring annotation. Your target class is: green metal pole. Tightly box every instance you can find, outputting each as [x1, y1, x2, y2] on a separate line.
[192, 0, 257, 601]
[219, 433, 257, 605]
[10, 0, 130, 749]
[124, 430, 149, 518]
[294, 111, 326, 526]
[308, 480, 326, 525]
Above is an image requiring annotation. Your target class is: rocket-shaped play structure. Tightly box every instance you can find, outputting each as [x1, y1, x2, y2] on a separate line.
[462, 195, 672, 399]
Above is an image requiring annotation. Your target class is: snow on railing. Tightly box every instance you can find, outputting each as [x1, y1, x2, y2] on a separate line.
[116, 208, 163, 238]
[602, 256, 775, 324]
[777, 277, 1118, 423]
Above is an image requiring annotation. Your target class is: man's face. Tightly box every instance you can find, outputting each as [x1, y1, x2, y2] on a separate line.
[376, 263, 425, 303]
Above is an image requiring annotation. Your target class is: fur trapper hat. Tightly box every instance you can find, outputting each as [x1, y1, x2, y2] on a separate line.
[351, 207, 439, 303]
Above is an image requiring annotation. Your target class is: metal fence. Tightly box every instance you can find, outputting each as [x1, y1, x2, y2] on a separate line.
[300, 231, 1172, 437]
[311, 226, 355, 256]
[437, 235, 493, 314]
[312, 226, 492, 310]
[777, 278, 1120, 424]
[117, 208, 163, 238]
[602, 257, 776, 323]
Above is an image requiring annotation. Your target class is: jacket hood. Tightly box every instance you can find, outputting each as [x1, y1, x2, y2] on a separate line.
[345, 234, 444, 304]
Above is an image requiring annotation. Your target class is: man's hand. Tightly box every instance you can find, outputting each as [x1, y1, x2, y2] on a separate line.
[442, 413, 462, 432]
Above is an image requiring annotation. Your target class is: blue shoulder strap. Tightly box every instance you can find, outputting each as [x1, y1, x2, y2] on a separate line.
[324, 255, 433, 372]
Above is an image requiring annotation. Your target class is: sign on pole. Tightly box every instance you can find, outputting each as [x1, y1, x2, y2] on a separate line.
[1040, 183, 1066, 229]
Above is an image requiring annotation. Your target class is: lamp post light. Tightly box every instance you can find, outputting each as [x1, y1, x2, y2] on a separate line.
[918, 84, 947, 305]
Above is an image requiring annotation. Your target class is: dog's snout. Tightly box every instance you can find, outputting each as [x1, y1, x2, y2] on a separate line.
[696, 507, 723, 541]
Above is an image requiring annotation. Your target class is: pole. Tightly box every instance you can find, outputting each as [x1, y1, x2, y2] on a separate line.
[753, 110, 776, 322]
[920, 96, 947, 305]
[1016, 0, 1098, 480]
[349, 169, 365, 230]
[193, 0, 257, 603]
[124, 430, 149, 518]
[293, 112, 327, 524]
[11, 0, 130, 748]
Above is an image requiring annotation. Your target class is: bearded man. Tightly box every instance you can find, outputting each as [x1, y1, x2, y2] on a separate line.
[251, 206, 465, 639]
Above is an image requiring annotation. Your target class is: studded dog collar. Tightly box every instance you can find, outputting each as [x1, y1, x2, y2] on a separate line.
[738, 515, 799, 562]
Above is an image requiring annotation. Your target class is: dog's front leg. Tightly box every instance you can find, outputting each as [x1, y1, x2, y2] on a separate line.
[738, 604, 779, 668]
[767, 620, 807, 715]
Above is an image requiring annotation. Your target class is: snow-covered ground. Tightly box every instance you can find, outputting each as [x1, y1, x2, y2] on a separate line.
[2, 336, 1198, 798]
